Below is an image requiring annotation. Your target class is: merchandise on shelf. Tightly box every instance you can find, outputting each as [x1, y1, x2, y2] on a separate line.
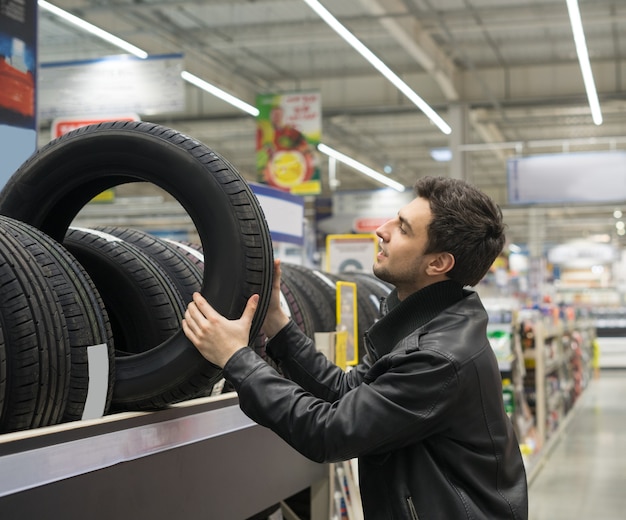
[502, 378, 515, 417]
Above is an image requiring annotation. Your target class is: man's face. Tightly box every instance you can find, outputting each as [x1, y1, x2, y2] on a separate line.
[373, 196, 437, 299]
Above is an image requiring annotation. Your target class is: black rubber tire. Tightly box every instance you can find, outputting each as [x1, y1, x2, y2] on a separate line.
[0, 216, 116, 423]
[64, 226, 186, 358]
[281, 264, 337, 334]
[349, 272, 394, 296]
[0, 224, 70, 432]
[278, 275, 310, 337]
[164, 240, 205, 274]
[0, 321, 6, 425]
[0, 121, 273, 409]
[91, 227, 215, 399]
[93, 226, 203, 304]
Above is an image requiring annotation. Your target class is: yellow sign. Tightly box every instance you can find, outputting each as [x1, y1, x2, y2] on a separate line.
[337, 281, 358, 366]
[334, 330, 348, 370]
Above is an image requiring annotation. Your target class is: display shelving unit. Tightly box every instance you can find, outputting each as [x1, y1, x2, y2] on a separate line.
[484, 304, 535, 449]
[520, 316, 595, 480]
[0, 394, 329, 519]
[484, 297, 596, 482]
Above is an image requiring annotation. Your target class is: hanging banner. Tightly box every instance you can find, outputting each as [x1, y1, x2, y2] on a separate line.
[0, 0, 37, 189]
[256, 91, 321, 195]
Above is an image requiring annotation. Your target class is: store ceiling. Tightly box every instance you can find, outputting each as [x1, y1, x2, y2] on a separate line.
[36, 0, 626, 252]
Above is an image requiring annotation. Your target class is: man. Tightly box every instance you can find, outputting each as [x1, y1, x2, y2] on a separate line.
[183, 176, 528, 519]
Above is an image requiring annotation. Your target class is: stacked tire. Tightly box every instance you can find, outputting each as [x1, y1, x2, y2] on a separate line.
[0, 121, 390, 433]
[0, 121, 274, 432]
[280, 263, 393, 363]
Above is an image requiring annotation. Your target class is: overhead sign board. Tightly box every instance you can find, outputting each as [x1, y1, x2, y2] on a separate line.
[39, 53, 184, 120]
[507, 151, 626, 204]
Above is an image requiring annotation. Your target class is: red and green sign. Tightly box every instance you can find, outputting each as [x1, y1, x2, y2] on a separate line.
[256, 92, 321, 195]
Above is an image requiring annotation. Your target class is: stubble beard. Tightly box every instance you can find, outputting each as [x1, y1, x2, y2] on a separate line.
[373, 263, 394, 284]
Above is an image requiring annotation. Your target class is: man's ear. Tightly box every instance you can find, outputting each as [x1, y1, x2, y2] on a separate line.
[427, 252, 455, 276]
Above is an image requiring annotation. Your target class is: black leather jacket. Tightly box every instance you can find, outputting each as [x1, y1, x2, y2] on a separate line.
[223, 282, 528, 519]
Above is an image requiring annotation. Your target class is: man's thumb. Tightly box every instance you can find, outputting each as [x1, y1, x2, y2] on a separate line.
[242, 294, 259, 323]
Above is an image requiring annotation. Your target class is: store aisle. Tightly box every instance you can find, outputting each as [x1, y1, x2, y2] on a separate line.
[528, 369, 626, 519]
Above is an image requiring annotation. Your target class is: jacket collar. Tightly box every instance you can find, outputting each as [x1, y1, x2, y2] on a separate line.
[367, 280, 466, 357]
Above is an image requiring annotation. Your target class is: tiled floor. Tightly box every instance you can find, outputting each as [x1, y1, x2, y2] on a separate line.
[528, 369, 626, 520]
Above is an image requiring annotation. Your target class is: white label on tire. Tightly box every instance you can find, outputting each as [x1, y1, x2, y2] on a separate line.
[164, 239, 205, 261]
[81, 343, 110, 420]
[70, 226, 122, 242]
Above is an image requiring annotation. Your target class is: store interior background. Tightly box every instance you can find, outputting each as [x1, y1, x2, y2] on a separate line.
[26, 0, 626, 340]
[1, 1, 625, 516]
[32, 0, 626, 351]
[33, 0, 626, 280]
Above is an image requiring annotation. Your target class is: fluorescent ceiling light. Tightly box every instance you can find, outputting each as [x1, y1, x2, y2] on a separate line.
[181, 71, 260, 117]
[318, 143, 406, 192]
[430, 147, 452, 162]
[566, 0, 602, 125]
[38, 0, 148, 59]
[301, 0, 451, 135]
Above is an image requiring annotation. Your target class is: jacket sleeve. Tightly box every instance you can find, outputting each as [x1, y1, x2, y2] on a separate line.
[263, 320, 367, 401]
[222, 323, 461, 464]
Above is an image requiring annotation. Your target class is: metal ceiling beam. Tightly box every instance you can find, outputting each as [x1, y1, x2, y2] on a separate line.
[357, 0, 459, 100]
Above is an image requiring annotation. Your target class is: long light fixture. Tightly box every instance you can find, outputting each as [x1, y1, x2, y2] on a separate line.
[318, 144, 405, 192]
[180, 71, 260, 116]
[301, 0, 451, 135]
[566, 0, 602, 125]
[38, 0, 148, 59]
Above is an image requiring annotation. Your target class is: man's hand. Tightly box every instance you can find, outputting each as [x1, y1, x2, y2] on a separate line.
[183, 292, 259, 368]
[262, 259, 290, 338]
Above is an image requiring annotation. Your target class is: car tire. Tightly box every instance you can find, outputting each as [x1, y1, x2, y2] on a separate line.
[0, 121, 273, 410]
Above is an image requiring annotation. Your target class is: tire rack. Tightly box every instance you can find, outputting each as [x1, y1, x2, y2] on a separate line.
[0, 394, 328, 519]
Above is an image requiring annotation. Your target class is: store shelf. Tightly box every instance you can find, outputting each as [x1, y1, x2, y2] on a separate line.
[0, 394, 328, 520]
[520, 316, 595, 474]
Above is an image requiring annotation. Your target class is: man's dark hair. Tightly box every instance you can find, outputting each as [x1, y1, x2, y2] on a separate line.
[414, 176, 506, 287]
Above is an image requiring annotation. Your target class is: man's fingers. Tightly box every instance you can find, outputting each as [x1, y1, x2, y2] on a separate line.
[273, 259, 282, 291]
[185, 299, 206, 325]
[183, 304, 204, 337]
[181, 318, 197, 343]
[241, 294, 259, 325]
[192, 291, 216, 317]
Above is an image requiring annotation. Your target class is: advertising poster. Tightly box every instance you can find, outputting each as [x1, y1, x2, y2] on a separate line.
[0, 0, 37, 188]
[256, 91, 321, 195]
